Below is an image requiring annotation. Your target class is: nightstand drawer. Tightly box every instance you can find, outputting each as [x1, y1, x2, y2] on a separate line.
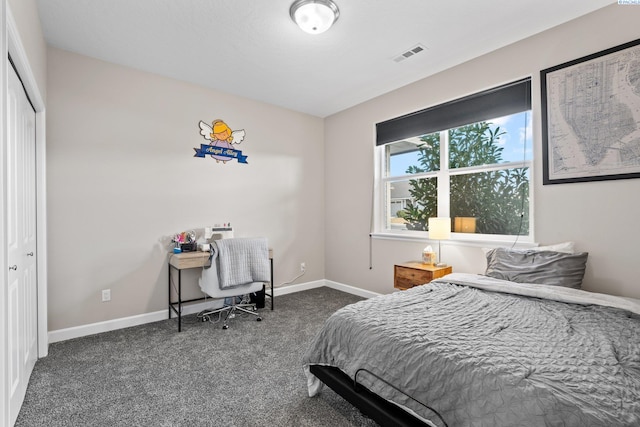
[395, 267, 433, 289]
[394, 262, 452, 290]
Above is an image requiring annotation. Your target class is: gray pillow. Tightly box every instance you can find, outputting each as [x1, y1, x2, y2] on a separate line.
[485, 248, 588, 289]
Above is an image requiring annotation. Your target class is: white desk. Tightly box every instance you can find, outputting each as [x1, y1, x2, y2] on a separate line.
[168, 249, 274, 332]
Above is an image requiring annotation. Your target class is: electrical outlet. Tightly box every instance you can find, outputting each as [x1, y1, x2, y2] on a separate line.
[102, 289, 111, 302]
[300, 262, 306, 272]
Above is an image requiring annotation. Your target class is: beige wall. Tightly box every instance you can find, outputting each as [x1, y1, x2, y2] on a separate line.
[41, 3, 640, 332]
[325, 4, 640, 299]
[46, 48, 325, 331]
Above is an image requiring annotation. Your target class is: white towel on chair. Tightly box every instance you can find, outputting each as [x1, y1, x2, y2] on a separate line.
[214, 237, 270, 289]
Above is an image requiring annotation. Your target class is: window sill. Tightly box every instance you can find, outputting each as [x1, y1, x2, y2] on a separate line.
[370, 231, 537, 249]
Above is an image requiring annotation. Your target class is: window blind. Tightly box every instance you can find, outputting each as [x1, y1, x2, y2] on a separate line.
[376, 78, 531, 146]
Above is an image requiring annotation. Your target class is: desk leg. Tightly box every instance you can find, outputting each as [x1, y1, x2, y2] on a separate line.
[270, 258, 274, 310]
[178, 269, 182, 332]
[168, 264, 184, 332]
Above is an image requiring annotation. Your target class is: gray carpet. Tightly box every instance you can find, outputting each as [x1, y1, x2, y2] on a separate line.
[16, 287, 379, 427]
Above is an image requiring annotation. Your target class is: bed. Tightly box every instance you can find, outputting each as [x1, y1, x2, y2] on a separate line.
[302, 248, 640, 426]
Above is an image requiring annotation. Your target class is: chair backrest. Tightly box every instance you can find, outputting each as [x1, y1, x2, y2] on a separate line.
[199, 237, 269, 298]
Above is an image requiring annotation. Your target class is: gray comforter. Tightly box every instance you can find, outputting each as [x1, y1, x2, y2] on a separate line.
[302, 273, 640, 426]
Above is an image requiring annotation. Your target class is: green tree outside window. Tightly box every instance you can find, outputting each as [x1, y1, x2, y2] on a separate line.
[401, 122, 529, 235]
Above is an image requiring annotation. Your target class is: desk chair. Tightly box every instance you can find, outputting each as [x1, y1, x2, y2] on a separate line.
[197, 281, 264, 329]
[198, 237, 270, 329]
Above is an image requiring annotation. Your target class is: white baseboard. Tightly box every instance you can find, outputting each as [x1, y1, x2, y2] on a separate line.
[272, 280, 325, 295]
[48, 280, 379, 344]
[273, 280, 381, 299]
[48, 300, 217, 343]
[323, 280, 381, 299]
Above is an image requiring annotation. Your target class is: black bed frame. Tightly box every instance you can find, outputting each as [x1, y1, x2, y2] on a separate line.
[309, 364, 432, 427]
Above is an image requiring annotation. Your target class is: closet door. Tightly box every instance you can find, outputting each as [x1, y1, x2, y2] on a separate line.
[7, 63, 38, 425]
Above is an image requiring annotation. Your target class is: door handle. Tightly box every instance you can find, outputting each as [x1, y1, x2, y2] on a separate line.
[26, 252, 34, 256]
[9, 265, 18, 271]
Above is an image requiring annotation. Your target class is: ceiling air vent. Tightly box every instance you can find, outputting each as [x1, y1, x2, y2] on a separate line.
[393, 44, 427, 63]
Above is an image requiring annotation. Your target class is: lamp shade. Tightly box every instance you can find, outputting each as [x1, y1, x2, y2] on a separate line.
[290, 0, 339, 34]
[428, 217, 451, 240]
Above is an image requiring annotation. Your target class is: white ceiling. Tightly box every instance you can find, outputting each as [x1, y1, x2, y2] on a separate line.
[35, 0, 615, 118]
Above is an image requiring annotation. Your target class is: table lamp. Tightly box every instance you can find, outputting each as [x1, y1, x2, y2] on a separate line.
[428, 217, 451, 267]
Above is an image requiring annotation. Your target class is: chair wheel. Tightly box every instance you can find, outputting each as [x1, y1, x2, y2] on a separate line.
[256, 317, 262, 322]
[222, 324, 229, 329]
[202, 315, 210, 322]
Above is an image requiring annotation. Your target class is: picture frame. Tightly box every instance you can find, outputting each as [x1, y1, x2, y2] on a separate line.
[540, 38, 640, 185]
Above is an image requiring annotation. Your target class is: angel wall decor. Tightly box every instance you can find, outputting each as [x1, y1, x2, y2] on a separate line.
[193, 119, 248, 164]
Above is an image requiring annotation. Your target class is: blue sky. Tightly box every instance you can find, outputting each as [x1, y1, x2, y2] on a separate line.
[389, 111, 532, 176]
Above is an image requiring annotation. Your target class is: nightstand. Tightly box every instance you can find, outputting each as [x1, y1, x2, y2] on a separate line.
[394, 262, 452, 290]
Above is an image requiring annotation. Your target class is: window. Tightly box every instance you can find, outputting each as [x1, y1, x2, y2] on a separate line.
[376, 79, 532, 240]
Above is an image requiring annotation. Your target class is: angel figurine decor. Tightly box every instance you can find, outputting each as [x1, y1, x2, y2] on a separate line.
[193, 119, 248, 164]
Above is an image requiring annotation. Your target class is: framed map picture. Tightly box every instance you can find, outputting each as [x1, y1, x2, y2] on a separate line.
[541, 38, 640, 185]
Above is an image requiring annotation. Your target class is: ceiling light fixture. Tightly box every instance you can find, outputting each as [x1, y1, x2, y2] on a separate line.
[290, 0, 340, 35]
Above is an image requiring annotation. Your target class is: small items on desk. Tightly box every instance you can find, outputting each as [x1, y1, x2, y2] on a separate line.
[172, 230, 197, 253]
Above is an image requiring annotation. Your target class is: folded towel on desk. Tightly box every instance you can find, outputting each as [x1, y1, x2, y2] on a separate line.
[214, 237, 270, 290]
